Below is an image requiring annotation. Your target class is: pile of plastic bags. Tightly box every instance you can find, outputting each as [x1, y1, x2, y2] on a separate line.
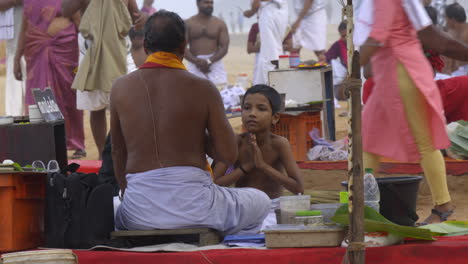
[307, 128, 348, 161]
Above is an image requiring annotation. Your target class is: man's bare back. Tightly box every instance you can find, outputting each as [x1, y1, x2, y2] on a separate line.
[110, 68, 236, 187]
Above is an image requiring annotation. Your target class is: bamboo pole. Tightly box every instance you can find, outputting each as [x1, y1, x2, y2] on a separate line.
[343, 0, 365, 263]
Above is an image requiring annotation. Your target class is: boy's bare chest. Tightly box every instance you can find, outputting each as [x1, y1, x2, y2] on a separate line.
[238, 142, 280, 165]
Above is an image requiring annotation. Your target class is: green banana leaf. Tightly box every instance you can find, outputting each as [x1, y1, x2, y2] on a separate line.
[331, 204, 446, 240]
[13, 163, 23, 172]
[419, 221, 468, 237]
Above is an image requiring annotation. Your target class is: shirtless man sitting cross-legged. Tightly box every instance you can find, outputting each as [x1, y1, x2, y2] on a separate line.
[112, 10, 270, 234]
[185, 0, 229, 87]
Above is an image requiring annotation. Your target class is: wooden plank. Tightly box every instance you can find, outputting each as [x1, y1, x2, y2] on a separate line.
[111, 228, 217, 237]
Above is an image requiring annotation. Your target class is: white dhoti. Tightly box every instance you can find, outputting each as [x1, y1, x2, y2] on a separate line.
[293, 8, 328, 52]
[261, 198, 280, 231]
[253, 1, 289, 85]
[331, 59, 347, 86]
[186, 54, 228, 87]
[116, 166, 271, 235]
[2, 7, 25, 116]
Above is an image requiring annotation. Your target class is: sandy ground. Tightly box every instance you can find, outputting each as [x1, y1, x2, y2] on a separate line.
[1, 31, 467, 222]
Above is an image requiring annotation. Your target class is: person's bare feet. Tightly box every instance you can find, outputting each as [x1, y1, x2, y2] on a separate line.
[419, 202, 454, 225]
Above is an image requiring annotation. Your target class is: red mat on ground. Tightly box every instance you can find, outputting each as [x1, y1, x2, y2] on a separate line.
[298, 157, 468, 176]
[70, 158, 468, 176]
[74, 235, 468, 264]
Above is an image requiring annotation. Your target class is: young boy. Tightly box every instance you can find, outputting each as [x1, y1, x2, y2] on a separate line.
[214, 85, 304, 228]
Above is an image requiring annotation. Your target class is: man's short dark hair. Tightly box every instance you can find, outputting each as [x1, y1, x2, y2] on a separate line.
[242, 85, 281, 115]
[446, 3, 466, 23]
[338, 20, 347, 32]
[144, 10, 186, 53]
[425, 6, 438, 25]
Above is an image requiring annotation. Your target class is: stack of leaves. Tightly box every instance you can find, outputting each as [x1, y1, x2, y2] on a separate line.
[331, 204, 446, 240]
[419, 221, 468, 237]
[0, 162, 23, 172]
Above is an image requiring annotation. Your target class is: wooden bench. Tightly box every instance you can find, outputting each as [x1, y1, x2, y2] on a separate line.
[111, 228, 221, 247]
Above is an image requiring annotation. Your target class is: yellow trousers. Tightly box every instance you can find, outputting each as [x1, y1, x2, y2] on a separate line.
[364, 63, 451, 206]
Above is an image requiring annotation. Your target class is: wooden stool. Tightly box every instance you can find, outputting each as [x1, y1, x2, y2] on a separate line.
[111, 228, 221, 246]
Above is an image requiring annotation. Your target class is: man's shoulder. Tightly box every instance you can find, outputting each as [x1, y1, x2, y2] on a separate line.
[186, 15, 199, 24]
[112, 71, 139, 92]
[212, 16, 227, 27]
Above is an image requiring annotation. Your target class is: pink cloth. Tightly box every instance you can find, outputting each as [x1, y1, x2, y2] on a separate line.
[362, 0, 450, 162]
[141, 5, 156, 16]
[23, 0, 85, 151]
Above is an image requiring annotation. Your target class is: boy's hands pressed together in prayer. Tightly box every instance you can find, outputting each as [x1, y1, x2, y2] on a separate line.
[249, 133, 267, 171]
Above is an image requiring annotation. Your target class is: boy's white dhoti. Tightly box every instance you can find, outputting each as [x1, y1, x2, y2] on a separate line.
[116, 166, 271, 235]
[293, 0, 327, 52]
[186, 54, 228, 86]
[2, 7, 25, 116]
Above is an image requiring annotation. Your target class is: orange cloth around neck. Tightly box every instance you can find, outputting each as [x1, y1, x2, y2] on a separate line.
[140, 51, 187, 71]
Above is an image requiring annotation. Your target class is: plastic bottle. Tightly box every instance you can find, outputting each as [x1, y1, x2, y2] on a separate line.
[236, 74, 250, 90]
[364, 168, 380, 212]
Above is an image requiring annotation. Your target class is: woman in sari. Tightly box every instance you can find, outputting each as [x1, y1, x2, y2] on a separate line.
[13, 0, 85, 158]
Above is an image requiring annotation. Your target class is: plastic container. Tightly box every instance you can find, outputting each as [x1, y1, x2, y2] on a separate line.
[278, 55, 290, 70]
[341, 176, 423, 226]
[309, 203, 343, 223]
[0, 116, 14, 126]
[364, 168, 380, 212]
[1, 249, 77, 264]
[236, 73, 250, 89]
[272, 111, 322, 161]
[28, 105, 43, 124]
[0, 173, 46, 252]
[294, 215, 324, 225]
[279, 195, 311, 224]
[289, 54, 300, 68]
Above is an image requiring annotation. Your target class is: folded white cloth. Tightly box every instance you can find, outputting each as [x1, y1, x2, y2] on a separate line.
[0, 8, 14, 40]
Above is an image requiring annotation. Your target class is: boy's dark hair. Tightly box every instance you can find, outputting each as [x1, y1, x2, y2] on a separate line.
[425, 6, 438, 25]
[129, 27, 144, 41]
[242, 85, 281, 114]
[144, 10, 186, 53]
[446, 3, 466, 23]
[338, 20, 347, 32]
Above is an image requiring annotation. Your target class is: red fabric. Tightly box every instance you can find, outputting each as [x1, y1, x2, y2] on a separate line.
[248, 23, 259, 44]
[338, 39, 348, 66]
[73, 235, 468, 264]
[297, 158, 468, 176]
[362, 77, 375, 104]
[436, 76, 468, 123]
[69, 160, 102, 174]
[425, 50, 445, 73]
[363, 76, 468, 123]
[139, 62, 173, 69]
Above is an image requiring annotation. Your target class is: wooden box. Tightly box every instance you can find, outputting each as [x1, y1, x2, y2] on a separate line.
[264, 226, 346, 248]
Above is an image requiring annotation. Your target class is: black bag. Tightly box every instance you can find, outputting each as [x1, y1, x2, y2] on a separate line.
[45, 163, 115, 249]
